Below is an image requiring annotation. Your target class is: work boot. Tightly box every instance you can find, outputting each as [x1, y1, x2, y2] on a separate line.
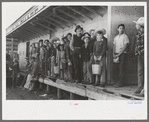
[135, 89, 144, 97]
[134, 89, 142, 94]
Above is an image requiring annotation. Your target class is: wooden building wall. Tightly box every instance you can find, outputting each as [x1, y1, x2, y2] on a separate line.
[109, 6, 144, 85]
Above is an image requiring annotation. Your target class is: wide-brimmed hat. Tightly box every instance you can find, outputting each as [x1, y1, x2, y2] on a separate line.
[51, 37, 60, 44]
[39, 39, 43, 43]
[66, 33, 72, 37]
[75, 25, 83, 32]
[44, 39, 49, 43]
[95, 28, 106, 35]
[133, 17, 144, 27]
[81, 32, 91, 40]
[89, 29, 95, 35]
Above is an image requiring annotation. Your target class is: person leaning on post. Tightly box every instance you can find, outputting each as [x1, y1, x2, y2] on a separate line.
[70, 25, 84, 83]
[133, 17, 144, 97]
[113, 24, 129, 88]
[93, 29, 107, 87]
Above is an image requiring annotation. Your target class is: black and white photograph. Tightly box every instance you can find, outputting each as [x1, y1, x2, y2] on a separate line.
[2, 1, 147, 120]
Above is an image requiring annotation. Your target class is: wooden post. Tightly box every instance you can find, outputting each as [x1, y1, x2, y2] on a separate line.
[11, 38, 14, 60]
[46, 85, 50, 93]
[57, 88, 62, 99]
[107, 6, 112, 83]
[70, 93, 75, 100]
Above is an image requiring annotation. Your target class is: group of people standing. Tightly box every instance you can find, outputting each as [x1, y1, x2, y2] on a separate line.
[28, 25, 108, 88]
[8, 17, 144, 97]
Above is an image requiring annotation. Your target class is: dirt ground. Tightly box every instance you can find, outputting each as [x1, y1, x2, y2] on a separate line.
[6, 78, 58, 100]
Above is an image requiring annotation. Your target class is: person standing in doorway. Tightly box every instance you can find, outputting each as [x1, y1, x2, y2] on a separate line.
[113, 24, 130, 87]
[133, 17, 144, 97]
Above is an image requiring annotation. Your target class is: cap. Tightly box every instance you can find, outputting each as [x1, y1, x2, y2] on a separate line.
[75, 25, 83, 32]
[133, 17, 144, 26]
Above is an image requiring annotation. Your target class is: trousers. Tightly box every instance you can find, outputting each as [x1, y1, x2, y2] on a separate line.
[137, 54, 144, 90]
[113, 53, 127, 85]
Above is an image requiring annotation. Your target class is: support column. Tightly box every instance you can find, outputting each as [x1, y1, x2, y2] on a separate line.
[70, 93, 75, 100]
[11, 38, 14, 60]
[107, 6, 112, 83]
[57, 88, 62, 99]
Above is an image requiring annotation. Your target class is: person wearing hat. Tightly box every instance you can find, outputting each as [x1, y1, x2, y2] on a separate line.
[50, 37, 60, 77]
[39, 39, 46, 76]
[93, 29, 107, 87]
[70, 25, 84, 83]
[44, 39, 52, 77]
[11, 58, 20, 88]
[65, 33, 74, 82]
[113, 24, 129, 88]
[19, 56, 36, 89]
[80, 32, 93, 84]
[24, 56, 39, 91]
[56, 40, 67, 80]
[133, 17, 144, 97]
[29, 43, 36, 63]
[34, 42, 40, 62]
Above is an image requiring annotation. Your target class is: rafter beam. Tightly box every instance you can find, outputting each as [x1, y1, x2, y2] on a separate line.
[100, 6, 107, 10]
[66, 6, 93, 21]
[49, 12, 76, 25]
[34, 22, 57, 32]
[22, 29, 40, 38]
[14, 33, 32, 40]
[18, 29, 39, 40]
[45, 16, 69, 28]
[14, 31, 34, 40]
[29, 24, 48, 35]
[43, 19, 64, 29]
[27, 27, 44, 36]
[14, 30, 33, 38]
[82, 6, 103, 17]
[24, 28, 42, 36]
[56, 9, 85, 23]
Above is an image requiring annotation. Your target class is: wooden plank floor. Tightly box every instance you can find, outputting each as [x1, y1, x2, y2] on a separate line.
[39, 78, 144, 100]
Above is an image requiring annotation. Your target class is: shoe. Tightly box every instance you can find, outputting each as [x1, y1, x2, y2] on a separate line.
[75, 80, 79, 83]
[82, 82, 87, 84]
[134, 89, 142, 94]
[114, 84, 123, 88]
[93, 84, 100, 86]
[88, 82, 94, 85]
[100, 84, 105, 87]
[135, 92, 144, 97]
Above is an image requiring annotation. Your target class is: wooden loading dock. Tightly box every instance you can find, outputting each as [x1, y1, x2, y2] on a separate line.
[38, 77, 144, 100]
[6, 5, 145, 100]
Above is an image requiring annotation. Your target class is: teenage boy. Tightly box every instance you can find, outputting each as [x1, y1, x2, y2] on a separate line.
[133, 17, 144, 97]
[113, 24, 129, 87]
